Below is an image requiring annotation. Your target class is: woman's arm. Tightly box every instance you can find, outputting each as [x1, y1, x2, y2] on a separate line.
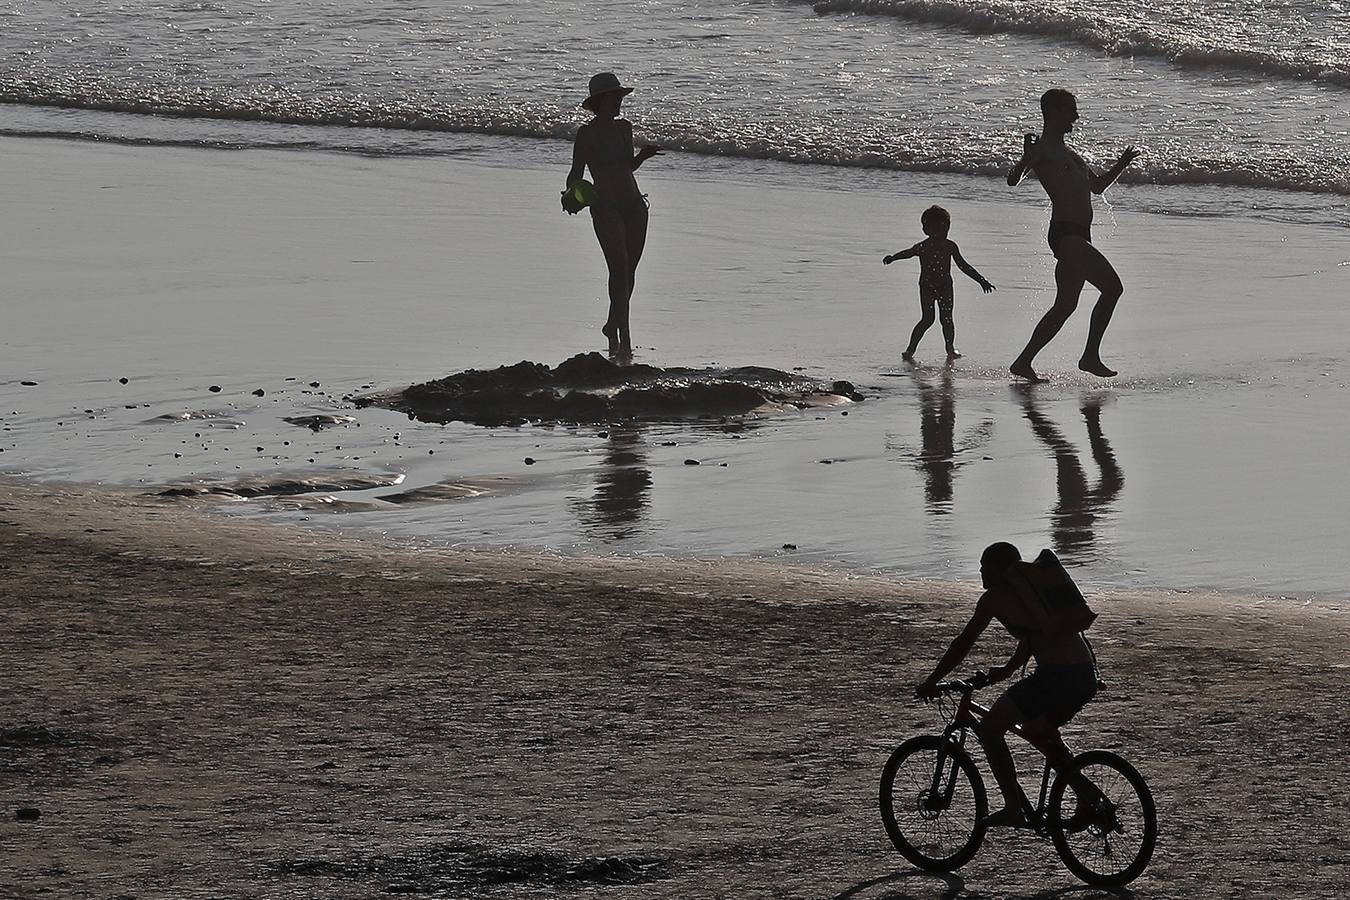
[1091, 145, 1139, 194]
[629, 123, 661, 170]
[631, 143, 661, 170]
[565, 126, 588, 187]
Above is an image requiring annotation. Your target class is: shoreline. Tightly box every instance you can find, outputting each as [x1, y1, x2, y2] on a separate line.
[2, 478, 1346, 897]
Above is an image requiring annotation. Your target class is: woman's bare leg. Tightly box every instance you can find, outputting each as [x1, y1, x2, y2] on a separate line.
[618, 203, 649, 355]
[591, 207, 629, 355]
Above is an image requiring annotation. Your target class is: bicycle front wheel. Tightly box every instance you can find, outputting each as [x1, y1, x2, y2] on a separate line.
[1048, 749, 1157, 887]
[879, 734, 988, 871]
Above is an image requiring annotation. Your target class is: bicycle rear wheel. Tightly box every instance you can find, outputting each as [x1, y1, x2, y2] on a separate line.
[879, 734, 988, 871]
[1048, 749, 1157, 886]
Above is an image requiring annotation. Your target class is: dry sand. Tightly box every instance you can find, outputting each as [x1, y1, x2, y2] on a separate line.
[0, 479, 1345, 899]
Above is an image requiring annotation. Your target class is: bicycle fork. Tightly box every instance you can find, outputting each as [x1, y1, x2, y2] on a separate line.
[924, 729, 969, 813]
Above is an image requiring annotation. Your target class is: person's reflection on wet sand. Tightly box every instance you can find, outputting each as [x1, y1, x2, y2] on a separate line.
[917, 368, 957, 511]
[893, 367, 993, 515]
[571, 426, 652, 538]
[1017, 390, 1124, 558]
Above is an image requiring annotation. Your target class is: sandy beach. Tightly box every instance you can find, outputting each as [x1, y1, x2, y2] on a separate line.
[2, 479, 1346, 898]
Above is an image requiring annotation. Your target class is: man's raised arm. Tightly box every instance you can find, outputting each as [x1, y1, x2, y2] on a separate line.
[1091, 145, 1140, 194]
[1007, 133, 1039, 186]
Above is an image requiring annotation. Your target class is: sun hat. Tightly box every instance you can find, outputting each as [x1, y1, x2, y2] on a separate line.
[581, 72, 634, 110]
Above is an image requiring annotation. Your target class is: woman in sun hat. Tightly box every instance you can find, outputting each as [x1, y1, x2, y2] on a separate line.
[564, 71, 662, 358]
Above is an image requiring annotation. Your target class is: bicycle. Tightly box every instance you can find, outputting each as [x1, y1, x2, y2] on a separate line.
[878, 673, 1157, 886]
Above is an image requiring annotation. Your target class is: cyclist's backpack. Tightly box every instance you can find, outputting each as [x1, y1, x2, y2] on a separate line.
[1003, 548, 1097, 638]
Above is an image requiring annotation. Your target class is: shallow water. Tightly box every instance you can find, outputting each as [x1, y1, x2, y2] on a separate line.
[2, 0, 1348, 219]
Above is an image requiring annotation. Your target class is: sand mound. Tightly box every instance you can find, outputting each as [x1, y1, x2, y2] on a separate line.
[359, 353, 864, 426]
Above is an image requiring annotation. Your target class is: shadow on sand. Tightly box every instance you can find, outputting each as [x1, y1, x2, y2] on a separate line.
[834, 868, 1141, 900]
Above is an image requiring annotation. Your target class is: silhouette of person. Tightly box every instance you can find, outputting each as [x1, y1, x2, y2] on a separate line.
[565, 72, 662, 358]
[884, 205, 995, 361]
[571, 427, 652, 538]
[1018, 391, 1124, 559]
[1007, 89, 1139, 381]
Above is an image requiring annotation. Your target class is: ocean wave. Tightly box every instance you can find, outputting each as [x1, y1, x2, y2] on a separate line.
[0, 83, 579, 142]
[0, 127, 334, 155]
[808, 0, 1350, 87]
[3, 88, 1346, 198]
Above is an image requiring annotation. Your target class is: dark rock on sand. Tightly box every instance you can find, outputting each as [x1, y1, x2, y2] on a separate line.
[360, 353, 864, 426]
[831, 380, 864, 401]
[15, 808, 39, 822]
[283, 414, 355, 432]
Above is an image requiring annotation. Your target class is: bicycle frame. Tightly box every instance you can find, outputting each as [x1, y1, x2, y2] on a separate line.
[932, 684, 1061, 827]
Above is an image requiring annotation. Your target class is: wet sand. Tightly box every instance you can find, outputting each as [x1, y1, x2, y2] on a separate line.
[5, 137, 1350, 596]
[1, 479, 1345, 898]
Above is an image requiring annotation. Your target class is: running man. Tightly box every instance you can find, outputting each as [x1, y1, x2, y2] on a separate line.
[1007, 89, 1139, 381]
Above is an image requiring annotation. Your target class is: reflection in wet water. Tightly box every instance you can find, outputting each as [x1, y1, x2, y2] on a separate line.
[1018, 390, 1124, 562]
[570, 427, 652, 540]
[889, 367, 993, 515]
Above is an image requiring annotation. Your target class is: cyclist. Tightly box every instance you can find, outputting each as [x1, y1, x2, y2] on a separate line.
[915, 541, 1098, 828]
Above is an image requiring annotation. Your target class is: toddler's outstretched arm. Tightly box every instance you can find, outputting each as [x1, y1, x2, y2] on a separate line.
[952, 243, 996, 293]
[882, 243, 921, 265]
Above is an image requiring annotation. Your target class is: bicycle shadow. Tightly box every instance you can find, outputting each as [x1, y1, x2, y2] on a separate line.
[831, 870, 966, 900]
[833, 869, 1141, 900]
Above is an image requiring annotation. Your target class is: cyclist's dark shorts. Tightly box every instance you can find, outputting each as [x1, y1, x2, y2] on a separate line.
[1005, 662, 1097, 727]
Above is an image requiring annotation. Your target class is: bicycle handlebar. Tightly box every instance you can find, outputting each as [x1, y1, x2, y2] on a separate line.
[928, 670, 990, 697]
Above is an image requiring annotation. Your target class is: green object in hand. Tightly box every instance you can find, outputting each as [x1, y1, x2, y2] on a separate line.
[561, 179, 597, 215]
